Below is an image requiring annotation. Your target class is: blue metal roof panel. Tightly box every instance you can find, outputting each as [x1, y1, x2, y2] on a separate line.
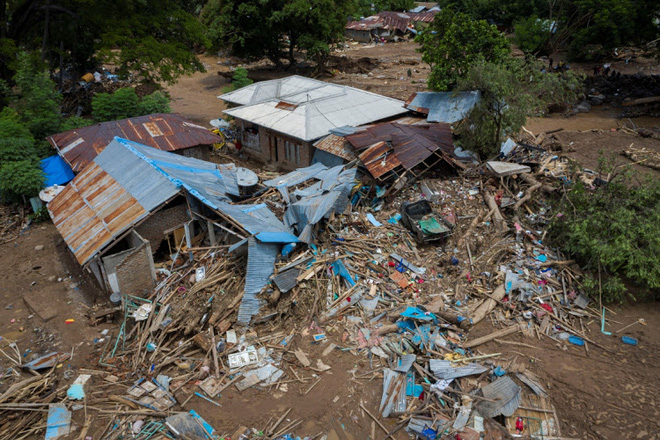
[264, 162, 328, 188]
[237, 237, 280, 324]
[405, 91, 481, 123]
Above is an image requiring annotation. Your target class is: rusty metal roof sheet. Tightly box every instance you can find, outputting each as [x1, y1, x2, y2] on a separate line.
[48, 113, 222, 172]
[313, 135, 357, 161]
[346, 11, 413, 33]
[347, 122, 455, 178]
[411, 10, 439, 22]
[48, 161, 152, 265]
[358, 142, 402, 178]
[49, 137, 243, 265]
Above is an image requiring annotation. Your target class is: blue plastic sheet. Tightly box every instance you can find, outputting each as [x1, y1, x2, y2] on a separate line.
[400, 306, 436, 321]
[331, 259, 356, 287]
[41, 155, 74, 187]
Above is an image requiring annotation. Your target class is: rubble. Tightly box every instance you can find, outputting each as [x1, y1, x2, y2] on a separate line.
[1, 120, 628, 439]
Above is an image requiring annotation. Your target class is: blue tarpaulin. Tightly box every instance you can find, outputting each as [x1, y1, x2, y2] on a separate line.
[41, 155, 74, 186]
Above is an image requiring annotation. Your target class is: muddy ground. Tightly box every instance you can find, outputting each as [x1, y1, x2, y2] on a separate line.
[0, 41, 658, 439]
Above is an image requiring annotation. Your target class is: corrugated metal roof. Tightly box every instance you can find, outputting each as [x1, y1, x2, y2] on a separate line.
[347, 122, 455, 177]
[429, 360, 488, 379]
[264, 162, 328, 188]
[48, 113, 222, 172]
[237, 237, 280, 324]
[272, 268, 301, 293]
[314, 135, 357, 161]
[222, 76, 406, 142]
[476, 376, 521, 418]
[49, 137, 243, 265]
[404, 91, 481, 123]
[48, 162, 153, 265]
[346, 12, 413, 33]
[411, 10, 439, 22]
[215, 202, 298, 243]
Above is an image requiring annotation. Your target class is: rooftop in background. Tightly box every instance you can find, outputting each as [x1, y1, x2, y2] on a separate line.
[346, 9, 439, 32]
[404, 91, 481, 124]
[47, 113, 222, 173]
[220, 76, 407, 142]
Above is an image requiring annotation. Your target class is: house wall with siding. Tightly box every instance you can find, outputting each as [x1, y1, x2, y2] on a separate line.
[135, 203, 189, 253]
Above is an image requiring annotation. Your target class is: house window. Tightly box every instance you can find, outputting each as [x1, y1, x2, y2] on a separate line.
[284, 140, 300, 164]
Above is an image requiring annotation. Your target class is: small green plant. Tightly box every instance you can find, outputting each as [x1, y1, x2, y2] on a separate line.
[223, 67, 253, 93]
[548, 153, 660, 303]
[28, 205, 50, 223]
[0, 160, 45, 203]
[137, 91, 171, 115]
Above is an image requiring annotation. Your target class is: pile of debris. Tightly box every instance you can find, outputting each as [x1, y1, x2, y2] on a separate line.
[2, 132, 632, 440]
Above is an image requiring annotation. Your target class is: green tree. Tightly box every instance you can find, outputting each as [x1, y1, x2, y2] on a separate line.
[374, 0, 416, 11]
[0, 161, 45, 203]
[1, 0, 208, 85]
[455, 58, 581, 157]
[12, 52, 62, 141]
[415, 9, 511, 91]
[203, 0, 355, 69]
[548, 156, 660, 302]
[514, 16, 552, 53]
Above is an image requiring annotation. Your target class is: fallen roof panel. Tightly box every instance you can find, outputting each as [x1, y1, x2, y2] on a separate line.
[404, 91, 481, 123]
[48, 113, 222, 172]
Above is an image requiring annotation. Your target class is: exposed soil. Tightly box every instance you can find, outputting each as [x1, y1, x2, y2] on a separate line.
[1, 41, 658, 439]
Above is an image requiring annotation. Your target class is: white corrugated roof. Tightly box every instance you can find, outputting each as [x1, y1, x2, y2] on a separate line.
[220, 76, 406, 142]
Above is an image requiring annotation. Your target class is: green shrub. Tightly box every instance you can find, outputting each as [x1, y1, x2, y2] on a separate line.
[59, 116, 94, 132]
[0, 160, 45, 203]
[223, 67, 253, 93]
[514, 16, 551, 54]
[548, 154, 660, 303]
[92, 88, 140, 122]
[92, 88, 172, 122]
[137, 91, 171, 115]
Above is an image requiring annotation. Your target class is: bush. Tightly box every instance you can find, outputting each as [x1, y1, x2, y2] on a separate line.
[59, 116, 94, 132]
[548, 155, 660, 303]
[137, 91, 171, 115]
[0, 160, 45, 203]
[223, 67, 253, 93]
[514, 16, 551, 54]
[92, 88, 172, 122]
[92, 88, 140, 122]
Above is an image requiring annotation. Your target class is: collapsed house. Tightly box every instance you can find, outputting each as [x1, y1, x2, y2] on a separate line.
[344, 10, 438, 42]
[47, 113, 222, 173]
[219, 76, 407, 170]
[48, 136, 357, 324]
[313, 117, 461, 185]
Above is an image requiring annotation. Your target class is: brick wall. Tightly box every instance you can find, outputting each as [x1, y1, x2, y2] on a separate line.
[135, 203, 189, 252]
[115, 242, 155, 296]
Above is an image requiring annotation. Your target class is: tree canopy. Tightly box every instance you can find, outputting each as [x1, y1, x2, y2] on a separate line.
[415, 8, 511, 91]
[202, 0, 355, 68]
[455, 58, 581, 157]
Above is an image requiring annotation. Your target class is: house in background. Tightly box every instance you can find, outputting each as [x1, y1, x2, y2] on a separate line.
[47, 113, 222, 173]
[219, 75, 407, 170]
[345, 9, 439, 43]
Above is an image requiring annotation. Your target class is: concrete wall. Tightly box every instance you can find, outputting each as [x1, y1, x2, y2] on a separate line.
[236, 118, 313, 170]
[135, 203, 189, 253]
[177, 145, 210, 161]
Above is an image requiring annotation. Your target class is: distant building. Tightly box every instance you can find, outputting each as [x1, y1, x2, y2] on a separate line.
[47, 113, 222, 173]
[345, 10, 438, 42]
[219, 75, 407, 170]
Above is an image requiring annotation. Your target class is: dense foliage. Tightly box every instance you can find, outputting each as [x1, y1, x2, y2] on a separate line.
[224, 67, 254, 93]
[455, 59, 581, 157]
[92, 89, 171, 122]
[548, 157, 660, 302]
[202, 0, 356, 69]
[415, 9, 511, 91]
[513, 16, 552, 54]
[1, 0, 208, 84]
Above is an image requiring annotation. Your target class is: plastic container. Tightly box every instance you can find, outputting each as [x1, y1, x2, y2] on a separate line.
[621, 336, 638, 346]
[568, 335, 585, 346]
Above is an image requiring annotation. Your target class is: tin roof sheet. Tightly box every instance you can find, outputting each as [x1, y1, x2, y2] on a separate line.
[404, 91, 481, 123]
[314, 135, 358, 161]
[49, 137, 242, 265]
[346, 11, 413, 33]
[237, 237, 280, 324]
[222, 76, 406, 142]
[48, 161, 152, 265]
[476, 376, 522, 418]
[48, 114, 222, 172]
